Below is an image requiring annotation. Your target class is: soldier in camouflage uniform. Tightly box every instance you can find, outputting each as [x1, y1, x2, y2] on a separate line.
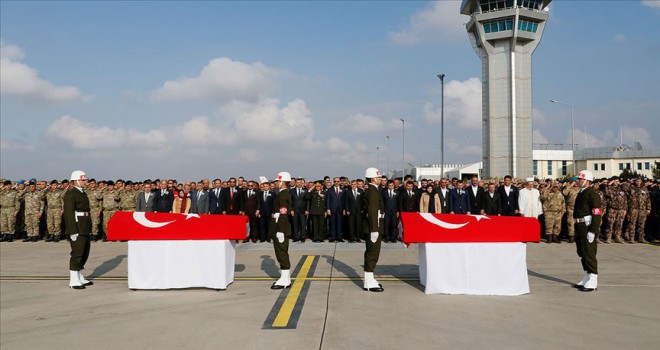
[541, 184, 565, 243]
[562, 180, 580, 243]
[119, 181, 137, 212]
[87, 179, 103, 241]
[22, 181, 45, 242]
[625, 178, 651, 243]
[605, 180, 627, 243]
[44, 180, 65, 242]
[15, 180, 27, 238]
[0, 180, 21, 242]
[593, 182, 608, 243]
[101, 181, 120, 239]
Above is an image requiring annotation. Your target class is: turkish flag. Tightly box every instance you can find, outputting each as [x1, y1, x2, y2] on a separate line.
[107, 212, 248, 241]
[400, 213, 540, 243]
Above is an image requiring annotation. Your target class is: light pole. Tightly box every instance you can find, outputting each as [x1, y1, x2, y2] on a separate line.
[400, 118, 405, 178]
[437, 73, 445, 179]
[376, 146, 380, 170]
[386, 136, 390, 177]
[550, 99, 576, 175]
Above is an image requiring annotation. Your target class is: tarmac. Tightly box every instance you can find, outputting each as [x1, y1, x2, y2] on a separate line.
[1, 240, 659, 350]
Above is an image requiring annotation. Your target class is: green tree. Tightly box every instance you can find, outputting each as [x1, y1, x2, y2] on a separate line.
[652, 161, 660, 180]
[619, 168, 644, 181]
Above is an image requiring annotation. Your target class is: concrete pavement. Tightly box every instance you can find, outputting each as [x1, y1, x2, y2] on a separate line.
[1, 240, 659, 350]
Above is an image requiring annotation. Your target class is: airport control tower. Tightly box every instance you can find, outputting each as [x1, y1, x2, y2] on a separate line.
[460, 0, 551, 178]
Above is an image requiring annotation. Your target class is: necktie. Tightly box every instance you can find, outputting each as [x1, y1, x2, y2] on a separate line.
[390, 190, 393, 198]
[336, 187, 339, 196]
[231, 188, 234, 199]
[264, 192, 267, 202]
[197, 191, 202, 200]
[298, 188, 301, 196]
[354, 189, 357, 198]
[409, 190, 412, 197]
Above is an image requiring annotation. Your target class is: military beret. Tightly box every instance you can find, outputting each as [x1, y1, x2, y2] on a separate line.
[107, 180, 115, 186]
[3, 180, 11, 186]
[16, 180, 25, 185]
[50, 180, 59, 185]
[116, 179, 124, 183]
[126, 180, 133, 185]
[29, 178, 36, 182]
[61, 179, 69, 184]
[28, 181, 37, 186]
[88, 178, 96, 182]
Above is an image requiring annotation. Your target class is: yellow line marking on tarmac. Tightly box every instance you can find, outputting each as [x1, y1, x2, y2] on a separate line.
[272, 255, 315, 328]
[0, 276, 420, 282]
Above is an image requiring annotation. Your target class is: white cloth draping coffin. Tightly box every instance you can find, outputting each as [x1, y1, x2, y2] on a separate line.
[128, 240, 236, 290]
[418, 242, 530, 296]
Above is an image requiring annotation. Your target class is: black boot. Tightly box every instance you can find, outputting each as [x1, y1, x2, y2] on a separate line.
[0, 234, 6, 242]
[553, 235, 561, 243]
[6, 234, 14, 242]
[31, 236, 38, 242]
[22, 237, 31, 242]
[53, 235, 60, 243]
[45, 234, 53, 242]
[568, 236, 575, 243]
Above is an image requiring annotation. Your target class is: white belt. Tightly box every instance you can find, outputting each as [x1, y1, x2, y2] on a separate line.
[74, 211, 89, 223]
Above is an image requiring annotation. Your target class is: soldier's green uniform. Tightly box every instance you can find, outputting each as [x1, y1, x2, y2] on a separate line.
[270, 188, 292, 270]
[101, 188, 120, 234]
[0, 184, 21, 242]
[363, 182, 385, 273]
[625, 183, 651, 243]
[23, 187, 45, 241]
[63, 187, 92, 271]
[119, 188, 137, 212]
[563, 185, 579, 241]
[605, 185, 627, 243]
[88, 188, 103, 240]
[45, 188, 64, 239]
[574, 186, 602, 276]
[541, 187, 565, 242]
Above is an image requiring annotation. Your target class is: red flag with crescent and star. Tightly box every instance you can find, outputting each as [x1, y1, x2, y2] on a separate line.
[107, 212, 248, 240]
[400, 213, 540, 243]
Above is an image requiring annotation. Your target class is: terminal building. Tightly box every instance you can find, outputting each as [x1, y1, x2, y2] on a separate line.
[460, 0, 552, 179]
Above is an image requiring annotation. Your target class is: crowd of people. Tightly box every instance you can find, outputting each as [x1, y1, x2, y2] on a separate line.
[1, 174, 659, 244]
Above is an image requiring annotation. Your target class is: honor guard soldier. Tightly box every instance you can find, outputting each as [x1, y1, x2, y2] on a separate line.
[63, 171, 94, 289]
[270, 172, 293, 290]
[572, 170, 602, 292]
[44, 180, 65, 242]
[0, 180, 21, 242]
[363, 167, 385, 292]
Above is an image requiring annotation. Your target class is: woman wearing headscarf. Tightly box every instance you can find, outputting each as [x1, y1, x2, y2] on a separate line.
[419, 183, 441, 213]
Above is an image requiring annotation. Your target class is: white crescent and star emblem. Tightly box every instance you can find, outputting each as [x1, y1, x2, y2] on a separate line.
[132, 212, 176, 228]
[419, 213, 490, 230]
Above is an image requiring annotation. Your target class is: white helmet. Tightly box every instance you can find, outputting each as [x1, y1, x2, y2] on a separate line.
[577, 170, 594, 182]
[365, 167, 381, 178]
[259, 176, 269, 184]
[70, 170, 88, 181]
[276, 172, 292, 182]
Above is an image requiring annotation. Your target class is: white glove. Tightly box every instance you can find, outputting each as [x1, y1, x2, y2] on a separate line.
[70, 234, 79, 242]
[273, 213, 280, 223]
[584, 215, 592, 226]
[587, 232, 595, 243]
[276, 232, 285, 243]
[370, 232, 379, 243]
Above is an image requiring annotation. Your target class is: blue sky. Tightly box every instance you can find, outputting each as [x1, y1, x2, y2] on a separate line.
[1, 0, 658, 181]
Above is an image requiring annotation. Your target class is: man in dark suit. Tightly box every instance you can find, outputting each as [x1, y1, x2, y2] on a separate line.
[467, 175, 485, 215]
[497, 175, 519, 216]
[344, 180, 364, 242]
[242, 181, 260, 243]
[325, 177, 345, 242]
[398, 181, 419, 214]
[257, 181, 274, 242]
[190, 181, 210, 214]
[449, 180, 471, 214]
[437, 178, 451, 213]
[208, 179, 223, 214]
[136, 182, 155, 212]
[290, 178, 308, 242]
[382, 181, 399, 243]
[482, 183, 502, 215]
[222, 177, 242, 215]
[153, 180, 173, 213]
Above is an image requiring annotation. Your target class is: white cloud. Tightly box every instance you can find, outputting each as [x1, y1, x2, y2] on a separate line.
[620, 125, 657, 148]
[226, 98, 314, 142]
[613, 34, 627, 42]
[336, 113, 401, 134]
[389, 1, 466, 45]
[642, 0, 660, 9]
[44, 116, 168, 149]
[150, 57, 281, 102]
[533, 129, 549, 144]
[423, 77, 482, 129]
[0, 40, 91, 104]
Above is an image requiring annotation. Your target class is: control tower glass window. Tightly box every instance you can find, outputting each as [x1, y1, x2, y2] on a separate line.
[483, 17, 514, 33]
[518, 19, 539, 32]
[517, 0, 543, 11]
[480, 0, 515, 12]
